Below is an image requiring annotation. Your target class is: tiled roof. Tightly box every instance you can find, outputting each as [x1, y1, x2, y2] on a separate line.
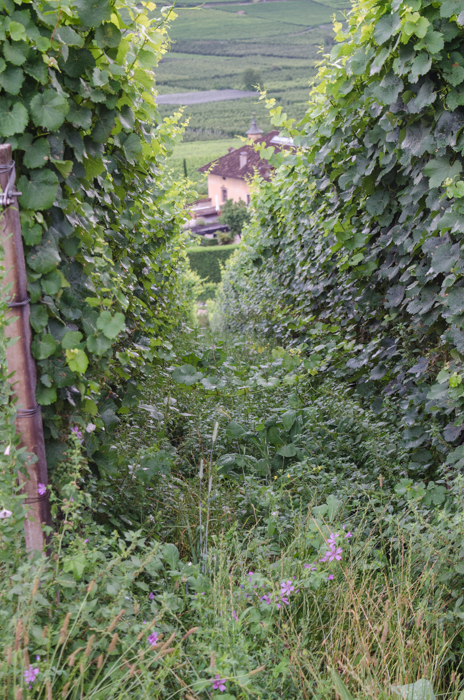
[198, 131, 283, 181]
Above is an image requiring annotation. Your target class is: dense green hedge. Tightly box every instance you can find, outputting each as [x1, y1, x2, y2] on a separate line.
[218, 0, 464, 469]
[0, 0, 189, 474]
[187, 244, 238, 283]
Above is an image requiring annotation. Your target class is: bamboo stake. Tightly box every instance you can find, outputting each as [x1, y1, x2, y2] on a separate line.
[0, 143, 51, 552]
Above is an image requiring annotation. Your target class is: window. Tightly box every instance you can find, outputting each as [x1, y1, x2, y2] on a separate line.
[221, 187, 227, 202]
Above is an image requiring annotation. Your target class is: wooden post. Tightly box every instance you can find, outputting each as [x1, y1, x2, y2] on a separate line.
[0, 143, 51, 552]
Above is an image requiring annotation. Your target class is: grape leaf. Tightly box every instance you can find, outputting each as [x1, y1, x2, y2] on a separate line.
[75, 0, 111, 27]
[0, 97, 27, 136]
[55, 25, 84, 47]
[3, 40, 29, 65]
[31, 333, 57, 360]
[95, 22, 121, 48]
[65, 348, 89, 373]
[424, 157, 462, 188]
[0, 65, 24, 94]
[122, 133, 142, 163]
[23, 138, 50, 169]
[373, 12, 401, 44]
[96, 310, 125, 339]
[30, 90, 70, 130]
[62, 331, 83, 349]
[29, 304, 48, 333]
[18, 169, 58, 211]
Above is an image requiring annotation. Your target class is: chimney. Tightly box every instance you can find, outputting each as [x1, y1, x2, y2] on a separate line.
[239, 151, 247, 169]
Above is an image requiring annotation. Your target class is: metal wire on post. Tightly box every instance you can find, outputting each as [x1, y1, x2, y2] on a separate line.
[0, 144, 51, 553]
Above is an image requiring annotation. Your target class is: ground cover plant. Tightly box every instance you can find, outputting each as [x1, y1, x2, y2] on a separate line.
[3, 323, 461, 699]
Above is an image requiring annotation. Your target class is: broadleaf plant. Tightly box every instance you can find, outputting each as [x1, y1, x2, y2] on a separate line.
[218, 0, 464, 470]
[0, 0, 191, 475]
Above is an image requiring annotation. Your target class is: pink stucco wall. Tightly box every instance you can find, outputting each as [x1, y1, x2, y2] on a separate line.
[208, 174, 250, 208]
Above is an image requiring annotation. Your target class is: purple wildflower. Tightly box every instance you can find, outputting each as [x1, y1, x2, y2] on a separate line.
[149, 592, 155, 600]
[232, 610, 238, 622]
[260, 594, 272, 605]
[247, 571, 254, 578]
[37, 483, 47, 496]
[327, 533, 339, 546]
[327, 574, 334, 581]
[84, 539, 88, 543]
[71, 426, 84, 443]
[281, 580, 295, 596]
[24, 665, 39, 688]
[212, 675, 227, 692]
[148, 632, 158, 646]
[345, 532, 352, 539]
[327, 547, 343, 562]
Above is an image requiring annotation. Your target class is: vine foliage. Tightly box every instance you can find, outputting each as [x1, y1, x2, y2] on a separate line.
[0, 0, 188, 472]
[219, 0, 464, 466]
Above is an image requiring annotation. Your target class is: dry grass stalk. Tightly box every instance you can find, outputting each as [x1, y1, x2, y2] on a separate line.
[42, 626, 48, 638]
[108, 633, 119, 654]
[210, 653, 216, 669]
[380, 621, 389, 645]
[31, 578, 39, 596]
[87, 580, 96, 594]
[85, 634, 95, 657]
[161, 631, 177, 650]
[59, 612, 72, 644]
[15, 688, 23, 700]
[97, 654, 104, 669]
[46, 681, 52, 700]
[154, 647, 175, 660]
[61, 681, 71, 698]
[23, 649, 29, 667]
[14, 619, 23, 651]
[182, 627, 198, 641]
[4, 646, 12, 664]
[249, 665, 266, 676]
[107, 609, 125, 633]
[68, 646, 84, 666]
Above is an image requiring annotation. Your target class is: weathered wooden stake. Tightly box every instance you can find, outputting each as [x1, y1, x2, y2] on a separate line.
[0, 143, 51, 552]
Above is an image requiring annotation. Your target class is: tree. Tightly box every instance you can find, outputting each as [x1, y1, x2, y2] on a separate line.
[218, 199, 251, 242]
[242, 68, 263, 91]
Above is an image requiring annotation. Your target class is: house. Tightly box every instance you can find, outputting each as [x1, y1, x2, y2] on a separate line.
[197, 116, 292, 209]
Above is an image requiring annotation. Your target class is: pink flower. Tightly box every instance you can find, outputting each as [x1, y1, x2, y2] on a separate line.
[345, 532, 352, 538]
[280, 580, 295, 596]
[327, 574, 334, 581]
[231, 610, 238, 621]
[327, 547, 343, 562]
[24, 665, 39, 688]
[327, 533, 339, 545]
[212, 675, 227, 691]
[37, 483, 47, 496]
[260, 594, 272, 605]
[148, 632, 158, 646]
[149, 592, 155, 600]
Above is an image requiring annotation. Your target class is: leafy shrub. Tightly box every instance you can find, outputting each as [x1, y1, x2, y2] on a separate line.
[219, 198, 251, 240]
[218, 0, 464, 468]
[0, 0, 189, 474]
[242, 67, 263, 91]
[187, 244, 238, 283]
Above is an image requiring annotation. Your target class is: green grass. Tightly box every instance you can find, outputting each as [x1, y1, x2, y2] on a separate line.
[170, 8, 300, 40]
[169, 138, 242, 195]
[219, 0, 342, 26]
